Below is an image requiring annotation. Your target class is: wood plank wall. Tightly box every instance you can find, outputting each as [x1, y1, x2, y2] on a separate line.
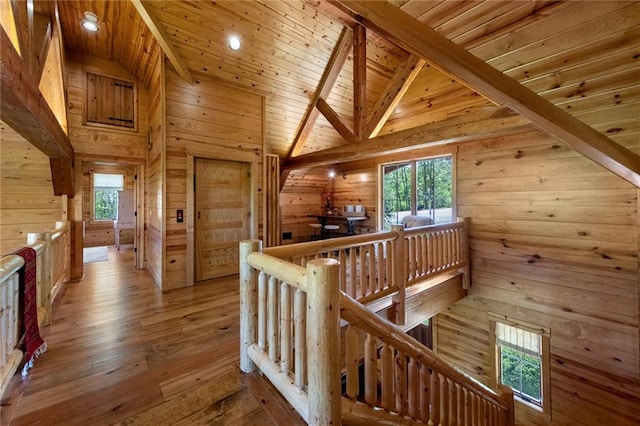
[146, 56, 164, 287]
[280, 169, 326, 243]
[330, 168, 377, 235]
[81, 163, 136, 248]
[433, 130, 639, 425]
[0, 122, 65, 255]
[163, 68, 264, 289]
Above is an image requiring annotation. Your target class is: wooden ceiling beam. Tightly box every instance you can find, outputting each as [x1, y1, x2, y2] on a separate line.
[1, 26, 73, 160]
[353, 25, 366, 141]
[49, 158, 74, 197]
[333, 0, 640, 187]
[283, 106, 533, 170]
[286, 26, 353, 160]
[316, 97, 354, 143]
[1, 26, 74, 196]
[131, 0, 193, 84]
[365, 54, 424, 138]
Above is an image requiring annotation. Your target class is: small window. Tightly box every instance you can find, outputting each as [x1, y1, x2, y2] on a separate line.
[85, 72, 136, 129]
[93, 174, 124, 221]
[492, 316, 550, 415]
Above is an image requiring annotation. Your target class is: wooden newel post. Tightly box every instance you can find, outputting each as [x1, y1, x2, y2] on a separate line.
[239, 239, 262, 373]
[306, 258, 341, 425]
[497, 384, 515, 426]
[391, 224, 406, 325]
[27, 232, 52, 325]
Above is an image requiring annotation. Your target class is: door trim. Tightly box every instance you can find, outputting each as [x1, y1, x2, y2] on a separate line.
[186, 152, 259, 286]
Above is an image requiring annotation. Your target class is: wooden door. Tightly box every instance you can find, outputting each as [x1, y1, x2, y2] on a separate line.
[195, 158, 251, 281]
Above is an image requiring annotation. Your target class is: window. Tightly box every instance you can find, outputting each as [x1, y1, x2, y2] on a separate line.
[93, 173, 124, 221]
[380, 155, 453, 229]
[492, 316, 550, 414]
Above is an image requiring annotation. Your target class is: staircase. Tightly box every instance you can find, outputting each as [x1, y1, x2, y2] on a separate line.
[238, 220, 515, 425]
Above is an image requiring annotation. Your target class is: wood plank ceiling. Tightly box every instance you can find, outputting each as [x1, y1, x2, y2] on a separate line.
[56, 1, 639, 164]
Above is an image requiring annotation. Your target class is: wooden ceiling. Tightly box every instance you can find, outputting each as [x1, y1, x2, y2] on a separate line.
[56, 1, 639, 161]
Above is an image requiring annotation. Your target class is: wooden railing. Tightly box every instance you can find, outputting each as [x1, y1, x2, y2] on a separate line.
[264, 228, 402, 306]
[240, 220, 514, 425]
[0, 221, 70, 397]
[404, 219, 470, 289]
[240, 240, 341, 424]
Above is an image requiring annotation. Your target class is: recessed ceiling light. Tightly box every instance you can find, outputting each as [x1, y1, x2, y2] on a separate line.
[328, 170, 336, 178]
[84, 11, 98, 22]
[82, 21, 98, 31]
[229, 36, 241, 51]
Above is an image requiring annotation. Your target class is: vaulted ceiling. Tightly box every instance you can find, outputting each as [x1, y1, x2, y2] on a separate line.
[57, 1, 638, 170]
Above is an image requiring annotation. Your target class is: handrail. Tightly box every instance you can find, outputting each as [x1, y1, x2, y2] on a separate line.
[0, 256, 24, 282]
[263, 230, 398, 258]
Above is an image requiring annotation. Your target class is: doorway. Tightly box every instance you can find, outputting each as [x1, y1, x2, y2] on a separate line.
[194, 158, 251, 281]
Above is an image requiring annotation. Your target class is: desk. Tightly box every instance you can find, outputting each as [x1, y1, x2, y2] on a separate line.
[308, 214, 368, 238]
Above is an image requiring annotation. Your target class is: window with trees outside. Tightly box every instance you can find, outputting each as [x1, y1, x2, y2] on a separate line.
[93, 173, 124, 221]
[380, 156, 452, 229]
[493, 319, 550, 414]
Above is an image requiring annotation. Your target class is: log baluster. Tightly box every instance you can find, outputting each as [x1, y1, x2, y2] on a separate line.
[293, 288, 306, 389]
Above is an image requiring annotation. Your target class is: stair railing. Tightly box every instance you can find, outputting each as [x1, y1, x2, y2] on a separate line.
[341, 291, 514, 425]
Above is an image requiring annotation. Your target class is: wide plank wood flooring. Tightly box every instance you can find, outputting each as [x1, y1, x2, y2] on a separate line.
[0, 246, 303, 425]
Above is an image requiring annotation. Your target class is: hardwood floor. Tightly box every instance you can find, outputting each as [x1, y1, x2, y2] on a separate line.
[0, 246, 304, 425]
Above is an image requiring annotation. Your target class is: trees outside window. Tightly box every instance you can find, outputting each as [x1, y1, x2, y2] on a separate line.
[381, 156, 452, 229]
[93, 173, 124, 221]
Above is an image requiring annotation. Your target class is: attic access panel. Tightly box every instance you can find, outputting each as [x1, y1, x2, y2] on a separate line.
[85, 72, 136, 129]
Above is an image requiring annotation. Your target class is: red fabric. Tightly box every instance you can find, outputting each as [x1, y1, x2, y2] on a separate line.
[13, 246, 47, 374]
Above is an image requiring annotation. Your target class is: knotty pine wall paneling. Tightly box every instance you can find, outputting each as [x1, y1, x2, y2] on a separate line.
[164, 68, 264, 290]
[434, 130, 639, 426]
[0, 122, 66, 255]
[66, 54, 148, 162]
[280, 169, 328, 243]
[330, 168, 377, 235]
[146, 55, 165, 287]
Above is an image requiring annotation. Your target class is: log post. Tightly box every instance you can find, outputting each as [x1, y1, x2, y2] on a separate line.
[391, 224, 405, 325]
[306, 257, 341, 425]
[458, 217, 471, 290]
[27, 232, 52, 325]
[239, 239, 262, 373]
[497, 384, 515, 426]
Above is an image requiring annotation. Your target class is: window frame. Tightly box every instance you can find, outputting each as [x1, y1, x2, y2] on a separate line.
[377, 153, 456, 230]
[490, 314, 551, 417]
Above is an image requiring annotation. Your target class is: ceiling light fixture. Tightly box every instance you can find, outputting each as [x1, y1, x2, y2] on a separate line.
[328, 170, 336, 178]
[82, 21, 98, 31]
[84, 11, 98, 22]
[82, 11, 99, 32]
[229, 36, 241, 51]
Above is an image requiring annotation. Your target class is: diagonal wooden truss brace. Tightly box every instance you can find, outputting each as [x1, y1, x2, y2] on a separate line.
[131, 0, 193, 84]
[333, 0, 640, 187]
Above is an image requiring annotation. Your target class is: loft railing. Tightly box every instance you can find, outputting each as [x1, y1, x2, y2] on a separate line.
[0, 221, 70, 397]
[264, 220, 470, 324]
[239, 219, 514, 425]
